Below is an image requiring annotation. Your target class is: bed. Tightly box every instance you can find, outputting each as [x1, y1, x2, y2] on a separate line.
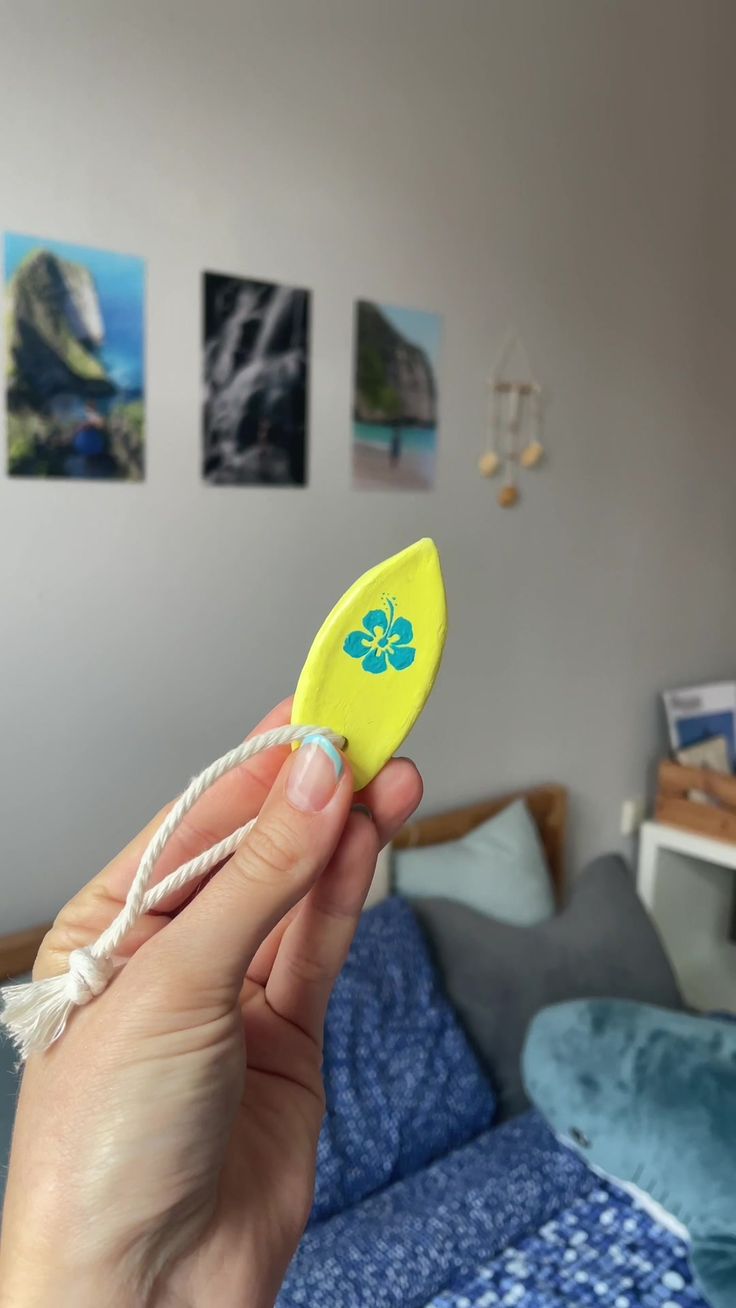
[0, 787, 705, 1308]
[0, 783, 568, 984]
[277, 786, 705, 1308]
[392, 782, 568, 901]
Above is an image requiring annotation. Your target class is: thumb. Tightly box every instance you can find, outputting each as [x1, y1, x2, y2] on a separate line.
[152, 735, 352, 994]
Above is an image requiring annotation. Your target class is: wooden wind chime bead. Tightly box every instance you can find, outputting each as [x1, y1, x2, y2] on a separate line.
[521, 439, 544, 468]
[478, 451, 501, 477]
[498, 484, 520, 508]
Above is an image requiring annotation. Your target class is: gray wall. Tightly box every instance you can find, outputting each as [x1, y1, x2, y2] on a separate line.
[1, 0, 735, 931]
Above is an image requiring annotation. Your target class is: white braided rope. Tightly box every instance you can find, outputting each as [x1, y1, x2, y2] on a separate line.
[0, 723, 342, 1061]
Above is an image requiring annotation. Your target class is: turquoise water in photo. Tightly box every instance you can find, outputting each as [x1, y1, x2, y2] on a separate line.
[354, 423, 437, 453]
[4, 232, 145, 396]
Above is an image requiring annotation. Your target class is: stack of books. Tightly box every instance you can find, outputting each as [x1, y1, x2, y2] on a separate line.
[662, 682, 736, 777]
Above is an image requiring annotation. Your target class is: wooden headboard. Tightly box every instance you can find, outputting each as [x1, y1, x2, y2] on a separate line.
[393, 783, 567, 901]
[0, 924, 48, 983]
[0, 783, 567, 980]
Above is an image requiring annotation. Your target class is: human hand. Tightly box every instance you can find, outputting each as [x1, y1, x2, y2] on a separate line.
[0, 699, 423, 1308]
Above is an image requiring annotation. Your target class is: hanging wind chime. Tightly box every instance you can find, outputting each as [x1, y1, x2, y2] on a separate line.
[479, 331, 545, 507]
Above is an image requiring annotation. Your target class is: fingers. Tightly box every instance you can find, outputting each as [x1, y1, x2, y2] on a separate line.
[256, 758, 423, 1039]
[154, 737, 353, 995]
[104, 697, 297, 908]
[261, 811, 378, 1042]
[247, 756, 423, 985]
[357, 755, 424, 844]
[35, 699, 295, 980]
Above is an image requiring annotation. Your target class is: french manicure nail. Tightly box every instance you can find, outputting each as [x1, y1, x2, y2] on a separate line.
[287, 735, 344, 812]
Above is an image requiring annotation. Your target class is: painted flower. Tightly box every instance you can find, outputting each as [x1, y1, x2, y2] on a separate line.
[343, 597, 416, 675]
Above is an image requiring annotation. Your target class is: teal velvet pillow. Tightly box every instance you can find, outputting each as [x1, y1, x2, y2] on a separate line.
[522, 999, 736, 1308]
[395, 799, 554, 926]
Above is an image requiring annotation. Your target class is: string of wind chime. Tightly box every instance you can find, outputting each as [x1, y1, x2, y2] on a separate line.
[479, 331, 545, 507]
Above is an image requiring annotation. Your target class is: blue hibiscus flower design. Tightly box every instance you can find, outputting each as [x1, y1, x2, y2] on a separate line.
[343, 596, 416, 675]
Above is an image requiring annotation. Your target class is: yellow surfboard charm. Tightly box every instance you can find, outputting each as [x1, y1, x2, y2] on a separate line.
[292, 538, 447, 790]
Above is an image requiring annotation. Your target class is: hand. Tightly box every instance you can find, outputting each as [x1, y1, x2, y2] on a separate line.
[0, 699, 423, 1308]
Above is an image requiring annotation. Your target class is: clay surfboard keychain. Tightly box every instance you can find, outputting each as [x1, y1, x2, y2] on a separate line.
[1, 538, 447, 1060]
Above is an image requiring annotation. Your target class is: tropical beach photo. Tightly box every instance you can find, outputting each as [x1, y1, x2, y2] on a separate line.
[203, 272, 310, 486]
[352, 299, 440, 491]
[5, 233, 145, 480]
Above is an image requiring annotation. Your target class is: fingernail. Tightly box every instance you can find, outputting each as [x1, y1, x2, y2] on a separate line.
[287, 735, 344, 812]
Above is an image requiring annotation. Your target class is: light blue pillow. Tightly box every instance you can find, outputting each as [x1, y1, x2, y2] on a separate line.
[395, 799, 555, 925]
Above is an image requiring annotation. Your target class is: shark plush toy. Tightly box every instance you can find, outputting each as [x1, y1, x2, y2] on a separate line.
[522, 999, 736, 1308]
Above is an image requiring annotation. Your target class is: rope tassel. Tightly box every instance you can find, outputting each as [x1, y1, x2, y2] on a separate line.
[1, 724, 342, 1062]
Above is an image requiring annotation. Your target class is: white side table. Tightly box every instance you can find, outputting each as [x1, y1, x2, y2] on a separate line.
[637, 820, 736, 1010]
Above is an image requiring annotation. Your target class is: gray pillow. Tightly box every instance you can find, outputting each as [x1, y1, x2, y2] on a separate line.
[413, 854, 684, 1122]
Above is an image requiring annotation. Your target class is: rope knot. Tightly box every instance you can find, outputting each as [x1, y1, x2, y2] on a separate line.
[67, 948, 115, 1007]
[0, 723, 341, 1058]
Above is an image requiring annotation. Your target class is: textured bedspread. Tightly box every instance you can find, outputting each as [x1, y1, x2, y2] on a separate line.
[312, 898, 495, 1224]
[279, 1112, 594, 1308]
[280, 1113, 707, 1308]
[427, 1180, 707, 1308]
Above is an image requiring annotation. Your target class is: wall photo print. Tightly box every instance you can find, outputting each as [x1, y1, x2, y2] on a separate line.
[352, 300, 440, 491]
[5, 232, 145, 480]
[203, 272, 310, 486]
